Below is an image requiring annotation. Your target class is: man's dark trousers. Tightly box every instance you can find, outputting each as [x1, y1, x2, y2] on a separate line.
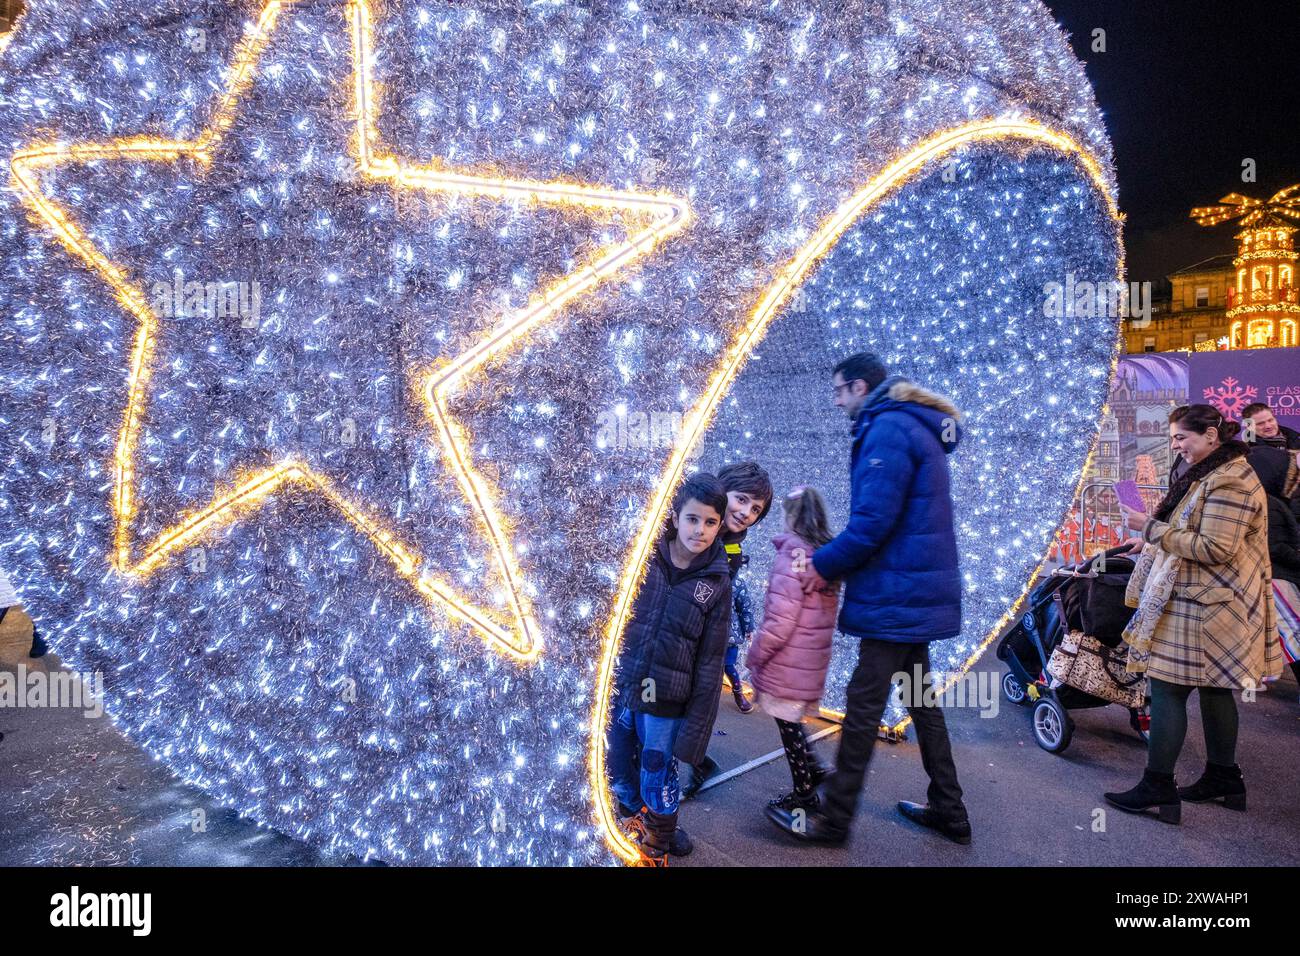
[823, 637, 967, 825]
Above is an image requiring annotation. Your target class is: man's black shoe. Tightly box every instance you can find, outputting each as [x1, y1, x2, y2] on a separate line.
[764, 804, 849, 846]
[897, 801, 972, 845]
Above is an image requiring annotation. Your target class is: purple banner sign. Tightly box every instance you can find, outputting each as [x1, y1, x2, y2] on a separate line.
[1054, 347, 1300, 564]
[1191, 346, 1300, 424]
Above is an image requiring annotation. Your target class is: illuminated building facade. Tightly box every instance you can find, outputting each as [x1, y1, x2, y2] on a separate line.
[1195, 185, 1300, 350]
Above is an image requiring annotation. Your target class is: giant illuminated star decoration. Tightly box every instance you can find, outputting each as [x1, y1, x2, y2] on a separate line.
[4, 0, 1125, 867]
[9, 0, 690, 662]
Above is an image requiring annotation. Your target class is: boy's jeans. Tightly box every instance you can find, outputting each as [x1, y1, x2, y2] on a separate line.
[607, 703, 683, 816]
[724, 642, 741, 683]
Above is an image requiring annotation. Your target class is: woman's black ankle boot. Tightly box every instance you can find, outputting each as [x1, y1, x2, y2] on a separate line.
[1178, 763, 1246, 810]
[1104, 770, 1181, 824]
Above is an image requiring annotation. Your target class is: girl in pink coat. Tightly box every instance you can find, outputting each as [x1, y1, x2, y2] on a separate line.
[745, 486, 841, 812]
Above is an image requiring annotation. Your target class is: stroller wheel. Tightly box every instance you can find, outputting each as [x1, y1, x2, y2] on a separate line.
[1032, 697, 1072, 753]
[1001, 671, 1028, 705]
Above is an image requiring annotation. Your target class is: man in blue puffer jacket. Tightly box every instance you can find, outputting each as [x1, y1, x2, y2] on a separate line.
[767, 352, 971, 847]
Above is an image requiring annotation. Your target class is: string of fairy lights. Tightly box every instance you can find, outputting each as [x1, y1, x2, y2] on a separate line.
[0, 0, 1118, 864]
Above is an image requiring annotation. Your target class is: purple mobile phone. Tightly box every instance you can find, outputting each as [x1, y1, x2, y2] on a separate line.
[1114, 480, 1145, 513]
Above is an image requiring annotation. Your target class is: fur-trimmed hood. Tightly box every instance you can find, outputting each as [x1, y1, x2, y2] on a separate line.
[886, 380, 963, 420]
[854, 375, 964, 455]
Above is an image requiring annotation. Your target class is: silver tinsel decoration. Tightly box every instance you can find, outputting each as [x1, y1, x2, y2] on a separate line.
[0, 0, 1119, 864]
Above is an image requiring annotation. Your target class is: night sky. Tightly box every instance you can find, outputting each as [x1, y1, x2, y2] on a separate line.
[1, 1, 1293, 284]
[1043, 0, 1300, 285]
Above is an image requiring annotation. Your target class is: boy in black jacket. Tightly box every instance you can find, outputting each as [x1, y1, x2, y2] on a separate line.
[609, 473, 733, 863]
[684, 460, 774, 797]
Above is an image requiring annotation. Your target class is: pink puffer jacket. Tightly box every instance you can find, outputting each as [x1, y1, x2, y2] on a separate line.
[746, 532, 841, 702]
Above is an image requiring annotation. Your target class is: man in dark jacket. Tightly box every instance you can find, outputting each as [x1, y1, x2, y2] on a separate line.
[1243, 402, 1300, 452]
[1247, 445, 1300, 688]
[609, 473, 733, 862]
[768, 352, 971, 846]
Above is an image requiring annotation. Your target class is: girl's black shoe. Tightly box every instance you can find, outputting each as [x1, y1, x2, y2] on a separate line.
[1178, 763, 1246, 810]
[627, 808, 680, 864]
[1104, 769, 1181, 824]
[767, 790, 819, 814]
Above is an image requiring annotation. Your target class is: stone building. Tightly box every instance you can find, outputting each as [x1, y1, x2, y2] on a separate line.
[0, 0, 22, 34]
[1125, 185, 1300, 353]
[1122, 255, 1235, 353]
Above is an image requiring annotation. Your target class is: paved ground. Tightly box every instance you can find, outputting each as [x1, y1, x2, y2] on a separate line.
[3, 610, 1298, 866]
[682, 660, 1300, 867]
[0, 611, 331, 866]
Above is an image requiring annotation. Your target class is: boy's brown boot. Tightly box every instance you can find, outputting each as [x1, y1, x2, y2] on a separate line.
[625, 810, 670, 867]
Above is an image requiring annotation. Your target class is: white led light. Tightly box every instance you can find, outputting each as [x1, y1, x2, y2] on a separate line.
[0, 0, 1118, 866]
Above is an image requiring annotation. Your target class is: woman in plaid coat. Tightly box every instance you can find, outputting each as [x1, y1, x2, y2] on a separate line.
[1106, 404, 1281, 824]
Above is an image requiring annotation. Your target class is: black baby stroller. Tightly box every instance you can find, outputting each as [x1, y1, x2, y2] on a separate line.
[996, 546, 1150, 753]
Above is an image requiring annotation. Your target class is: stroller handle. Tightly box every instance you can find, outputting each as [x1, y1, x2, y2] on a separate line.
[1052, 565, 1098, 580]
[1052, 543, 1137, 580]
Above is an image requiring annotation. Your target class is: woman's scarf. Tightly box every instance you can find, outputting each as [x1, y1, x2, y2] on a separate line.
[1152, 440, 1249, 522]
[1122, 481, 1209, 674]
[1123, 441, 1247, 671]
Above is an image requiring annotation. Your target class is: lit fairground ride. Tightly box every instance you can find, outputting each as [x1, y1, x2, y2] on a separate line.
[1193, 184, 1300, 349]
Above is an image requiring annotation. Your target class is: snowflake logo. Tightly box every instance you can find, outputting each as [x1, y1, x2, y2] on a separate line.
[1203, 376, 1258, 418]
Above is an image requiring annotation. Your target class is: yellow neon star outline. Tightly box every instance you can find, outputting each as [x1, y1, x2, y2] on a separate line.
[590, 118, 1124, 862]
[10, 0, 691, 663]
[6, 1, 1123, 865]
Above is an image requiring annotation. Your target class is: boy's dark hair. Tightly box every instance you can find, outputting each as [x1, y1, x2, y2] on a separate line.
[671, 473, 728, 521]
[832, 352, 888, 393]
[716, 460, 774, 524]
[1241, 402, 1272, 419]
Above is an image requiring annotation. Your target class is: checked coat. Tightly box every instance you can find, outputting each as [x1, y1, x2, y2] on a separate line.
[1128, 456, 1282, 689]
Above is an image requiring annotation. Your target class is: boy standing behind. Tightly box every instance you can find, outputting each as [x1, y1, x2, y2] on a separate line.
[609, 474, 733, 864]
[717, 461, 774, 714]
